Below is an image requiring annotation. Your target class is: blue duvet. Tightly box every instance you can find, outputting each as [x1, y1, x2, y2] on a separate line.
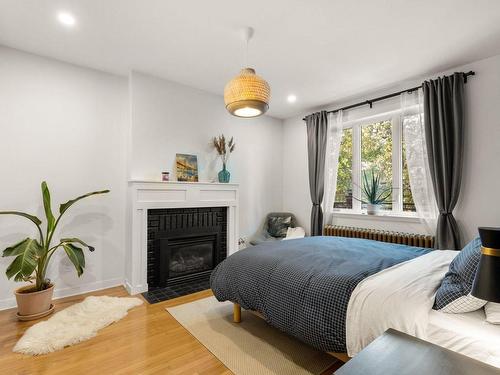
[210, 236, 431, 352]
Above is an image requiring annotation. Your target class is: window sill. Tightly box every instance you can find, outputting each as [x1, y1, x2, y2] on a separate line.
[331, 211, 421, 223]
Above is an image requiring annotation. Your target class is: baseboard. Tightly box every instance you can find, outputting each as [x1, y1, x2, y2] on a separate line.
[124, 279, 147, 295]
[0, 277, 124, 311]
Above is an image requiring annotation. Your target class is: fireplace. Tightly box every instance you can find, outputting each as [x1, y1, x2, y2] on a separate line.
[155, 233, 221, 287]
[125, 180, 238, 297]
[143, 207, 227, 302]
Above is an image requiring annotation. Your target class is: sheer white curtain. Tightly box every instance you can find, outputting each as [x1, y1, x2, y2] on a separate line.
[401, 91, 439, 235]
[323, 110, 344, 224]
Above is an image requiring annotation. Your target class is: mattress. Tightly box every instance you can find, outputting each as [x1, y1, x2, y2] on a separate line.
[426, 309, 500, 368]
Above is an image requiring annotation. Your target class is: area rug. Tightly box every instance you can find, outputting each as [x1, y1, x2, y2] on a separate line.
[14, 296, 143, 355]
[167, 297, 337, 375]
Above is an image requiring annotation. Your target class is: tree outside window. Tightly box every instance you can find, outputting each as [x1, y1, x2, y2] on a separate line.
[334, 118, 415, 213]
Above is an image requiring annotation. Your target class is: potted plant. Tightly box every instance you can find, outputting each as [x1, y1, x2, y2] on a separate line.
[1, 182, 109, 320]
[212, 134, 235, 183]
[354, 170, 392, 215]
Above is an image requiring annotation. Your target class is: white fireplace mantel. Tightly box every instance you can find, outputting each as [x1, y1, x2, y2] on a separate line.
[125, 180, 239, 295]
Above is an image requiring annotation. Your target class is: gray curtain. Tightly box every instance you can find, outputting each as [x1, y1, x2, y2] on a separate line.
[423, 73, 465, 250]
[305, 111, 328, 236]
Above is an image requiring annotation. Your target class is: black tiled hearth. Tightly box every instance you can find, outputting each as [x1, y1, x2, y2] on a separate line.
[141, 278, 210, 304]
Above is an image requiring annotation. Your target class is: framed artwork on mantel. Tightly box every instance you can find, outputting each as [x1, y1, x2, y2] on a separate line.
[175, 153, 198, 182]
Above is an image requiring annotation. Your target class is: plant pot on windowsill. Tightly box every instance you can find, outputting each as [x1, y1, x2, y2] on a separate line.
[366, 203, 382, 215]
[15, 283, 54, 320]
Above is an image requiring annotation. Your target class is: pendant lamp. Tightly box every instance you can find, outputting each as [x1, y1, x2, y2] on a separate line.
[224, 27, 270, 118]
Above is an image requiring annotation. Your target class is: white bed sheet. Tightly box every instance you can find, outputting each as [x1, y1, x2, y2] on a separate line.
[427, 309, 500, 368]
[346, 249, 500, 369]
[346, 250, 457, 357]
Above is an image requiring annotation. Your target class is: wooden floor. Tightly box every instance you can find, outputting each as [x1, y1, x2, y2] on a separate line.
[0, 286, 343, 375]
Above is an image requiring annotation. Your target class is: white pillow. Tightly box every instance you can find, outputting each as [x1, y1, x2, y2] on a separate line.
[283, 226, 305, 240]
[485, 302, 500, 324]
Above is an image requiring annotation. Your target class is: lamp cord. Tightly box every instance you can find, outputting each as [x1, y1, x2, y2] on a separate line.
[245, 35, 249, 68]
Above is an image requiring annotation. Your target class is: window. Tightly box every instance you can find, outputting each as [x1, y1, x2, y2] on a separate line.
[401, 130, 416, 212]
[334, 114, 416, 214]
[361, 120, 393, 210]
[333, 128, 353, 209]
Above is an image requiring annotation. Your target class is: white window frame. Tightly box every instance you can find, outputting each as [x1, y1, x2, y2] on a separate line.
[334, 110, 416, 217]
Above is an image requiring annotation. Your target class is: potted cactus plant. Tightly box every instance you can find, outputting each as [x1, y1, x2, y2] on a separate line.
[1, 182, 109, 320]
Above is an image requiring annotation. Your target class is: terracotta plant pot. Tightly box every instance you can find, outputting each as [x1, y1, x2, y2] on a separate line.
[15, 284, 54, 319]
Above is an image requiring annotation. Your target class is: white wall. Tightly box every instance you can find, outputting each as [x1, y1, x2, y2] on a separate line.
[3, 42, 496, 310]
[0, 47, 128, 309]
[283, 54, 500, 244]
[129, 71, 284, 239]
[0, 48, 284, 310]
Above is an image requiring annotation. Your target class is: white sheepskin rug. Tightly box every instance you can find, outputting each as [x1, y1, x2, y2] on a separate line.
[13, 295, 143, 355]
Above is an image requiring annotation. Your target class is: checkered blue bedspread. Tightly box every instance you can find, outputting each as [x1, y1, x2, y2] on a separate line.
[210, 236, 431, 352]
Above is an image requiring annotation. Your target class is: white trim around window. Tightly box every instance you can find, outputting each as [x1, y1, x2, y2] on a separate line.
[333, 108, 416, 217]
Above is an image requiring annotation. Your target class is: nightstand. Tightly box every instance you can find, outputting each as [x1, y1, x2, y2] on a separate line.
[335, 329, 499, 375]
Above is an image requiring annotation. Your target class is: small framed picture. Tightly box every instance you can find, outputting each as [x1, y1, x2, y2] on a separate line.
[175, 154, 198, 182]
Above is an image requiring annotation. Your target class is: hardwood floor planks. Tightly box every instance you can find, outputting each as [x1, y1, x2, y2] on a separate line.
[0, 286, 341, 374]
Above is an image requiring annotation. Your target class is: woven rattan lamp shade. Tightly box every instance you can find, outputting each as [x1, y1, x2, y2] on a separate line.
[224, 68, 270, 118]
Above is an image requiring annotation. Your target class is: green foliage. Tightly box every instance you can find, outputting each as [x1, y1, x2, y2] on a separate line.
[335, 120, 415, 211]
[354, 169, 393, 205]
[335, 128, 353, 205]
[1, 182, 109, 291]
[42, 181, 55, 234]
[361, 121, 393, 206]
[4, 238, 42, 282]
[0, 211, 42, 226]
[62, 243, 85, 277]
[401, 136, 415, 209]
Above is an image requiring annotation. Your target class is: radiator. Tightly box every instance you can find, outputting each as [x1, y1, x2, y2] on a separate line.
[324, 224, 435, 249]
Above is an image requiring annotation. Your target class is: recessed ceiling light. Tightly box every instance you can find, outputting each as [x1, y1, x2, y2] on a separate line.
[287, 94, 297, 103]
[57, 12, 76, 27]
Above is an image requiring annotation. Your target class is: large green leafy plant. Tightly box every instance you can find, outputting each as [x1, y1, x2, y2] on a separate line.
[1, 182, 109, 292]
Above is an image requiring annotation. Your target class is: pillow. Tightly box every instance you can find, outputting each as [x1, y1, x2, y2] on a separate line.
[485, 303, 500, 324]
[433, 237, 487, 313]
[283, 226, 305, 240]
[267, 216, 292, 238]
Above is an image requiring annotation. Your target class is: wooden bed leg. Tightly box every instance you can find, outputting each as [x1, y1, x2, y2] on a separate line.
[233, 303, 241, 323]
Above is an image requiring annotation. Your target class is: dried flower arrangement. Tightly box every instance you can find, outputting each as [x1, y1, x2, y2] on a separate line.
[212, 134, 235, 165]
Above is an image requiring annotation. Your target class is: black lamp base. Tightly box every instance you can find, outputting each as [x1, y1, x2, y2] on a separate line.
[471, 227, 500, 303]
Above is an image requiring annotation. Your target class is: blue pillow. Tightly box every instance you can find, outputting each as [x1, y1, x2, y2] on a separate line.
[433, 237, 487, 313]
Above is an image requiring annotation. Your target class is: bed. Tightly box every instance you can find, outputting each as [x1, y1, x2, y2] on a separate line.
[427, 309, 500, 368]
[210, 236, 500, 367]
[210, 236, 432, 357]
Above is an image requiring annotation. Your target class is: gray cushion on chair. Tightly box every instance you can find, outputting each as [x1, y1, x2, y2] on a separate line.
[249, 212, 297, 245]
[268, 216, 292, 238]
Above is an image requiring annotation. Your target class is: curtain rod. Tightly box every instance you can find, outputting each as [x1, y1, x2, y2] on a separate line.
[302, 71, 475, 121]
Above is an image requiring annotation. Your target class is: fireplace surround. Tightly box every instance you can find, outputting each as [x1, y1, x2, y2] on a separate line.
[125, 180, 239, 296]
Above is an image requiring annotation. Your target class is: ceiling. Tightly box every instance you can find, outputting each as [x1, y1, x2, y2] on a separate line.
[1, 0, 500, 119]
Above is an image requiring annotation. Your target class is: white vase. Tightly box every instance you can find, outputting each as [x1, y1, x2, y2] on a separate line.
[366, 203, 381, 215]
